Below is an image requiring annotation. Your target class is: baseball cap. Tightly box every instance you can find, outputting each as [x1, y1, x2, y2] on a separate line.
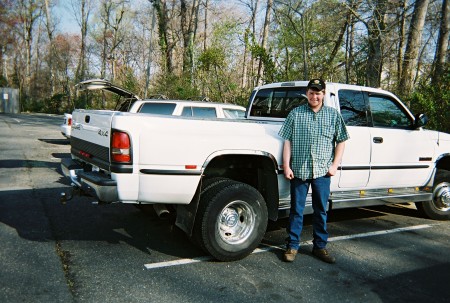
[307, 78, 326, 91]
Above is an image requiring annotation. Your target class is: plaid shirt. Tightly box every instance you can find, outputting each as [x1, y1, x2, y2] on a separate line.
[278, 104, 349, 179]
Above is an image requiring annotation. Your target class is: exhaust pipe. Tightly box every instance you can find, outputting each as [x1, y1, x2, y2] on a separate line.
[153, 204, 170, 219]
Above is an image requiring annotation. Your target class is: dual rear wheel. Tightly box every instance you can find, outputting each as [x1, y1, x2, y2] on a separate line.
[192, 178, 268, 261]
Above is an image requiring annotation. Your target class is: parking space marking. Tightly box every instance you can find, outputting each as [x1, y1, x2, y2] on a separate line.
[143, 224, 434, 270]
[327, 224, 433, 242]
[144, 256, 212, 269]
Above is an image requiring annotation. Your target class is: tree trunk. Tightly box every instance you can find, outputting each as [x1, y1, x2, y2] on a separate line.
[397, 0, 407, 84]
[180, 0, 199, 77]
[432, 0, 449, 84]
[75, 0, 90, 84]
[241, 0, 259, 89]
[203, 0, 208, 52]
[100, 0, 110, 79]
[399, 0, 429, 97]
[145, 7, 156, 98]
[151, 0, 173, 74]
[256, 0, 272, 85]
[19, 0, 40, 99]
[345, 8, 354, 83]
[366, 0, 387, 87]
[43, 0, 55, 96]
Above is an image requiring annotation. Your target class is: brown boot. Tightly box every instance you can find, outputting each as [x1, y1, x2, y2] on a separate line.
[312, 248, 336, 264]
[283, 248, 298, 262]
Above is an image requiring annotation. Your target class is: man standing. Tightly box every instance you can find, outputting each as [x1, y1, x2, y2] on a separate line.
[278, 79, 349, 263]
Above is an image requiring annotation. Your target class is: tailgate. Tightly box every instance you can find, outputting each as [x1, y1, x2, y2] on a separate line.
[71, 109, 115, 170]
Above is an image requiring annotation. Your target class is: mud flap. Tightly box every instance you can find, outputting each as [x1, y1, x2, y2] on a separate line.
[175, 181, 202, 236]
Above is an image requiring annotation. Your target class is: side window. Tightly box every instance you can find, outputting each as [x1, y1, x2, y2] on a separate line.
[369, 95, 412, 128]
[249, 87, 307, 118]
[139, 103, 176, 115]
[223, 109, 245, 119]
[338, 90, 368, 126]
[182, 106, 217, 118]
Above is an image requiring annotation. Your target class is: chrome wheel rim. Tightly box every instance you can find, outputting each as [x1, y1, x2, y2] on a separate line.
[433, 182, 450, 211]
[217, 200, 256, 245]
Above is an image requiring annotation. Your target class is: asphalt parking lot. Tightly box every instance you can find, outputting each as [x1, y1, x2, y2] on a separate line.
[1, 113, 450, 303]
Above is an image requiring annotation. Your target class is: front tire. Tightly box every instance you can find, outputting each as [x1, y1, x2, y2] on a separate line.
[195, 180, 268, 261]
[416, 169, 450, 220]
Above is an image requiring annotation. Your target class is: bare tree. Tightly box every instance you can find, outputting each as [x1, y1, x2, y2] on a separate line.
[144, 4, 157, 98]
[256, 0, 272, 85]
[72, 0, 92, 83]
[366, 0, 387, 87]
[432, 0, 449, 84]
[203, 0, 208, 52]
[18, 0, 42, 97]
[98, 0, 127, 81]
[43, 0, 56, 95]
[345, 0, 357, 83]
[181, 0, 200, 78]
[396, 0, 408, 83]
[150, 0, 174, 74]
[399, 0, 430, 97]
[240, 0, 259, 89]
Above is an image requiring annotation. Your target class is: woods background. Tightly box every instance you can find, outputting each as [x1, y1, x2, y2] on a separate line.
[0, 0, 448, 131]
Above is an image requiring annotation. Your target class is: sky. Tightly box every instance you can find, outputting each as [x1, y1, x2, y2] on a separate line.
[53, 0, 149, 34]
[53, 1, 79, 34]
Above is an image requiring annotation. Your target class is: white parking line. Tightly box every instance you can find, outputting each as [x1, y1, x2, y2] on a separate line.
[143, 224, 434, 270]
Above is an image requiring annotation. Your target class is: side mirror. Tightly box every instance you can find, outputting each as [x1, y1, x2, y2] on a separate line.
[414, 113, 428, 128]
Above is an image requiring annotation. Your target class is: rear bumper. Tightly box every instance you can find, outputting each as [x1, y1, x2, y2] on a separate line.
[61, 158, 118, 203]
[60, 124, 71, 138]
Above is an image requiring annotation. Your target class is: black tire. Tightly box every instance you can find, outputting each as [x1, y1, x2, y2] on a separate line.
[189, 178, 232, 250]
[416, 169, 450, 220]
[195, 180, 268, 261]
[200, 177, 229, 195]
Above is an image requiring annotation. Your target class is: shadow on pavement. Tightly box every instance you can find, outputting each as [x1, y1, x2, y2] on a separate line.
[0, 186, 203, 259]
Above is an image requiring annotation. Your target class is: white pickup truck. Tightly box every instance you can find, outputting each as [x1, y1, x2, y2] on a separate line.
[61, 80, 450, 261]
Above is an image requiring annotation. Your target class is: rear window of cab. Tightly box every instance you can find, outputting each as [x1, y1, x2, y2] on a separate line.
[249, 87, 308, 118]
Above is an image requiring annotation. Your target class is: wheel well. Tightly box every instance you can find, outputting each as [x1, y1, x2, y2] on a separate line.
[203, 154, 280, 221]
[436, 156, 450, 171]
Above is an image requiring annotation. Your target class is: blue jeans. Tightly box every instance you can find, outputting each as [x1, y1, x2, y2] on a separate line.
[287, 176, 331, 250]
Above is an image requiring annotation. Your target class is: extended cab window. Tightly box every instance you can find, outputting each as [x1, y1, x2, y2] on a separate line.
[369, 95, 412, 128]
[181, 106, 217, 118]
[338, 90, 368, 126]
[249, 87, 307, 118]
[139, 103, 176, 115]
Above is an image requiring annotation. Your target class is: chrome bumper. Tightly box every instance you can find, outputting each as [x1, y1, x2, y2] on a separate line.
[61, 158, 118, 203]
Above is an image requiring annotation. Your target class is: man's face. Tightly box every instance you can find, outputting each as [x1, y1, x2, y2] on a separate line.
[306, 89, 325, 110]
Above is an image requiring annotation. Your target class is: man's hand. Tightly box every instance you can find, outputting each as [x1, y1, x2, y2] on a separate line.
[327, 164, 339, 176]
[282, 140, 294, 180]
[284, 167, 294, 180]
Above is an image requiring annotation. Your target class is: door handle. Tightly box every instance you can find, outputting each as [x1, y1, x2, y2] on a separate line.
[373, 137, 383, 143]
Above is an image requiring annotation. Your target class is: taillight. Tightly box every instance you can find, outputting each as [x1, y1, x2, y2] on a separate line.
[68, 118, 72, 126]
[111, 131, 131, 163]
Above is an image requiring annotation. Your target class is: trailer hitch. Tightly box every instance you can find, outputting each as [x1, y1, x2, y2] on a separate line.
[60, 185, 82, 204]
